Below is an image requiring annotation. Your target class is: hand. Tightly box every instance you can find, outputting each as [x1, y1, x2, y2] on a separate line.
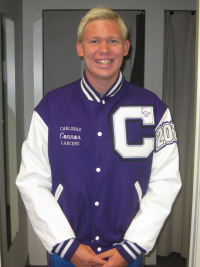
[71, 244, 106, 267]
[96, 248, 128, 267]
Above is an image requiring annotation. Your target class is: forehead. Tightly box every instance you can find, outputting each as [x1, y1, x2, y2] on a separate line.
[83, 19, 122, 38]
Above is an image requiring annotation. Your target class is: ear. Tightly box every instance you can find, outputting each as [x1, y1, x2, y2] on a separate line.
[76, 41, 84, 57]
[123, 40, 130, 56]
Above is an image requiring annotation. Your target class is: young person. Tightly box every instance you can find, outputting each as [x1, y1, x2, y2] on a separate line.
[16, 6, 181, 267]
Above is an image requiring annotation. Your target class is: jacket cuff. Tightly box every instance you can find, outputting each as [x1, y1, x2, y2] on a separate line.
[52, 239, 80, 262]
[116, 241, 145, 264]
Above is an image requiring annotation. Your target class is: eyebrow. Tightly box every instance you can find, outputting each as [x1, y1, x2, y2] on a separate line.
[86, 36, 122, 40]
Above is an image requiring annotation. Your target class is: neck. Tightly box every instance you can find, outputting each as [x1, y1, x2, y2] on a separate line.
[85, 72, 119, 94]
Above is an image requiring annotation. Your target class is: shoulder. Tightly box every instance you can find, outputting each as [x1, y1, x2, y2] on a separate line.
[34, 78, 81, 124]
[44, 79, 81, 101]
[36, 79, 81, 107]
[124, 80, 162, 101]
[123, 80, 168, 124]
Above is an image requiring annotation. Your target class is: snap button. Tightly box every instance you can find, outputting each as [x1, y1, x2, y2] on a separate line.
[96, 168, 101, 172]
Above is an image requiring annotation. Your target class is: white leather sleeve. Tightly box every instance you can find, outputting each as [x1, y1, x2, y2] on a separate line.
[16, 111, 75, 252]
[124, 108, 182, 253]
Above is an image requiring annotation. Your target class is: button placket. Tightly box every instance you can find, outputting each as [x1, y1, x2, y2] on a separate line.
[93, 100, 106, 251]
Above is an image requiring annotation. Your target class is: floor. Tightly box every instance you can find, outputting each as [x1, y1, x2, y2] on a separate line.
[145, 253, 186, 267]
[27, 253, 186, 267]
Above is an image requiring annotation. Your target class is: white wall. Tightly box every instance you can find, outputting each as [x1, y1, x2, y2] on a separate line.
[23, 0, 196, 265]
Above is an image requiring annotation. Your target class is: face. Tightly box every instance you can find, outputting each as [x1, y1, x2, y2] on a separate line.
[76, 19, 130, 88]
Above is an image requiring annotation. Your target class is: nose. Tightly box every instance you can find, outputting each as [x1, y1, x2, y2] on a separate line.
[99, 41, 110, 53]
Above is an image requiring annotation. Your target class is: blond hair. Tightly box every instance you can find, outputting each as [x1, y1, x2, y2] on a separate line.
[77, 6, 128, 42]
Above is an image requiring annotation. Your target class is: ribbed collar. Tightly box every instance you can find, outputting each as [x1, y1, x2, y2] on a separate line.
[80, 71, 124, 102]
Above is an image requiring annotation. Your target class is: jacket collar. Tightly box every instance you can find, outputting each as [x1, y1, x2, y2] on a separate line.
[80, 71, 124, 102]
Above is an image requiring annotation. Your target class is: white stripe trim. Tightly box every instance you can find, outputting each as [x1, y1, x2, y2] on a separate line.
[109, 81, 123, 97]
[60, 239, 74, 258]
[113, 240, 125, 246]
[126, 241, 142, 255]
[81, 80, 93, 101]
[55, 241, 64, 253]
[122, 244, 137, 260]
[135, 181, 142, 202]
[82, 76, 101, 102]
[106, 72, 123, 96]
[55, 184, 64, 201]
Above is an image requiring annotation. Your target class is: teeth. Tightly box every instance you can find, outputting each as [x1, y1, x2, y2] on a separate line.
[96, 59, 113, 64]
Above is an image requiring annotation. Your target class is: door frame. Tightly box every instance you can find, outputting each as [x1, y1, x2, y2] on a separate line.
[188, 1, 200, 267]
[0, 12, 5, 267]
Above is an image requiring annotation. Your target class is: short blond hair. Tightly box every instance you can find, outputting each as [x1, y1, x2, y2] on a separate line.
[77, 6, 128, 42]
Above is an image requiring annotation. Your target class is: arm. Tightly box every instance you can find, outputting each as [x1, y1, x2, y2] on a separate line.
[123, 109, 181, 249]
[100, 109, 181, 265]
[118, 109, 181, 263]
[16, 111, 79, 261]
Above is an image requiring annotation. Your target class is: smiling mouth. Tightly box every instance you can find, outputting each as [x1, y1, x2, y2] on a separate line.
[95, 59, 114, 64]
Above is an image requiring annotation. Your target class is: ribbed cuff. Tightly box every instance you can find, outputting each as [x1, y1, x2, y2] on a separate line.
[52, 238, 80, 262]
[116, 241, 145, 264]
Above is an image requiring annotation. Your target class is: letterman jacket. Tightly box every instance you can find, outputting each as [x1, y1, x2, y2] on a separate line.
[16, 71, 181, 264]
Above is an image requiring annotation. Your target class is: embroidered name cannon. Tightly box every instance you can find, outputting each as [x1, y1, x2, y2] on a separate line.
[60, 133, 81, 140]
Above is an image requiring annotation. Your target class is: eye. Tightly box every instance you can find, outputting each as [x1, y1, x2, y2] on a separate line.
[89, 40, 99, 45]
[109, 39, 119, 45]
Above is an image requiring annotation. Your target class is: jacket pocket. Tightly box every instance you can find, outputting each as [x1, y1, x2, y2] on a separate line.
[55, 184, 63, 201]
[135, 181, 142, 202]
